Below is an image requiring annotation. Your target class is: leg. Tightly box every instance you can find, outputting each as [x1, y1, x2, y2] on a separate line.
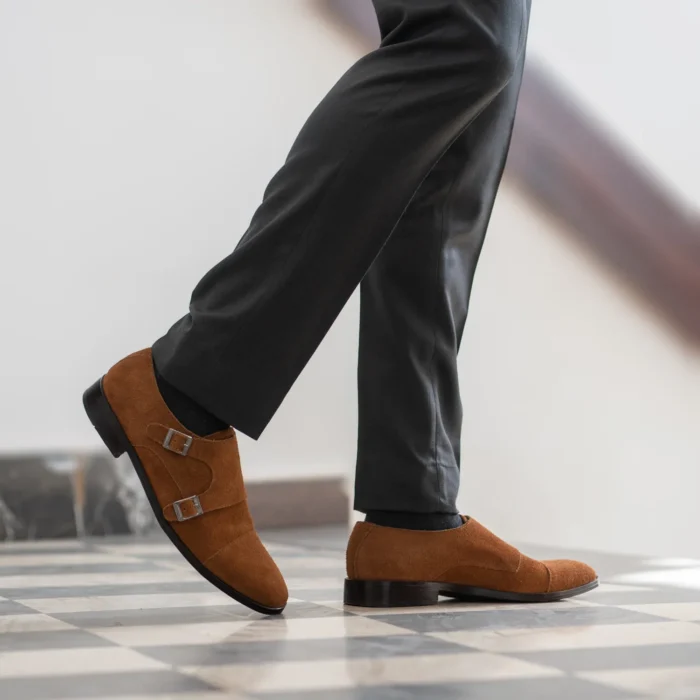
[345, 2, 596, 608]
[89, 0, 531, 614]
[153, 0, 530, 439]
[355, 27, 528, 519]
[88, 0, 596, 617]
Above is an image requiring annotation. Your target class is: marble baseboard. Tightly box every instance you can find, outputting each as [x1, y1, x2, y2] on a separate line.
[0, 454, 348, 541]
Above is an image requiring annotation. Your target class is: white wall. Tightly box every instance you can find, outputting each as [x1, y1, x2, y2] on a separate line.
[458, 185, 700, 559]
[0, 0, 360, 479]
[1, 1, 698, 557]
[463, 0, 700, 557]
[527, 0, 700, 213]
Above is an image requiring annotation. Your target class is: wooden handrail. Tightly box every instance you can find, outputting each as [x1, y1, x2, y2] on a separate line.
[322, 0, 700, 345]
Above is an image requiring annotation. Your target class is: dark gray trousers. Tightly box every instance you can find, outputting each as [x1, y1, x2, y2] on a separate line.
[153, 0, 531, 515]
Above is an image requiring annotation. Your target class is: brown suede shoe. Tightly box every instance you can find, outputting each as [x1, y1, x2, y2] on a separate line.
[83, 349, 287, 615]
[345, 518, 598, 607]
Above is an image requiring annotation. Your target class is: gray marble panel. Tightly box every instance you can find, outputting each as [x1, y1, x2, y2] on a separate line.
[255, 678, 638, 700]
[53, 604, 278, 628]
[139, 633, 472, 667]
[369, 604, 670, 633]
[3, 579, 211, 599]
[0, 671, 214, 700]
[0, 629, 115, 652]
[0, 452, 155, 541]
[511, 642, 700, 672]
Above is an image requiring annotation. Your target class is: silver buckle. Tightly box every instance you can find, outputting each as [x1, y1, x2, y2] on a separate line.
[172, 495, 203, 522]
[162, 428, 193, 456]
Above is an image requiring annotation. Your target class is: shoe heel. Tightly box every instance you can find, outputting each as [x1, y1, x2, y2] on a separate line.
[344, 579, 441, 608]
[82, 379, 129, 458]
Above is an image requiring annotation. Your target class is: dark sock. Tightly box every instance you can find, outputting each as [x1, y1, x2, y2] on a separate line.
[365, 511, 464, 531]
[154, 367, 229, 437]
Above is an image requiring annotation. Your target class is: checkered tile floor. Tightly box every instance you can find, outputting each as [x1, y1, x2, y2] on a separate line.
[2, 528, 700, 699]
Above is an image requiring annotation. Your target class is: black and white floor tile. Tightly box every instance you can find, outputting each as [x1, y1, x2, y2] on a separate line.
[1, 528, 700, 699]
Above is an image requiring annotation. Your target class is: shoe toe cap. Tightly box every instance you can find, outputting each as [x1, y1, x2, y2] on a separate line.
[544, 559, 598, 593]
[204, 531, 288, 612]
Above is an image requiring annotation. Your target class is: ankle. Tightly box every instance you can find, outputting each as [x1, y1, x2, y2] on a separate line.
[154, 366, 229, 437]
[364, 511, 463, 531]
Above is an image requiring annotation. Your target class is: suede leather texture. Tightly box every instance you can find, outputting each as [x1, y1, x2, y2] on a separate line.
[347, 518, 597, 595]
[102, 348, 287, 610]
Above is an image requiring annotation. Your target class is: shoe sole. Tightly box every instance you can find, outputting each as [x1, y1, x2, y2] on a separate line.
[344, 577, 599, 608]
[83, 378, 285, 616]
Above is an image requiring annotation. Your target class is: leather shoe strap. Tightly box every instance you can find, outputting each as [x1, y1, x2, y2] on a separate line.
[146, 423, 247, 523]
